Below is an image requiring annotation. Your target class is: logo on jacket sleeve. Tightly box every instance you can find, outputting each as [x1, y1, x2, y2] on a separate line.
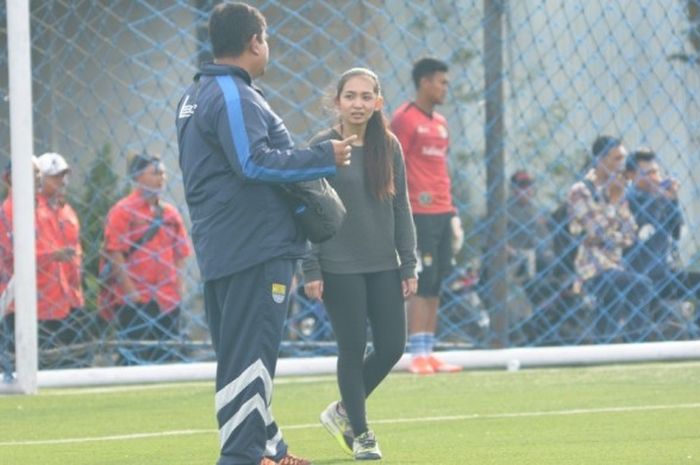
[271, 283, 287, 304]
[178, 95, 197, 119]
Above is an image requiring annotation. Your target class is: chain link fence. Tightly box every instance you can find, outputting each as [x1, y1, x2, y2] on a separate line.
[1, 0, 699, 374]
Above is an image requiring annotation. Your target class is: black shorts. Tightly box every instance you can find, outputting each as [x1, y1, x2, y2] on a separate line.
[414, 213, 454, 297]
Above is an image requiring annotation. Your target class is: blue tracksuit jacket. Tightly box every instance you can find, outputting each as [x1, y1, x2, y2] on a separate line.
[176, 63, 336, 281]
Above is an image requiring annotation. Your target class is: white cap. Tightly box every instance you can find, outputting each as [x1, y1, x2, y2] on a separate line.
[36, 152, 70, 176]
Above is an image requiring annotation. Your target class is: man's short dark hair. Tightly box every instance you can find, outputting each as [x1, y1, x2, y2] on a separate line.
[412, 58, 448, 88]
[209, 2, 266, 59]
[625, 148, 656, 173]
[129, 153, 162, 179]
[591, 135, 622, 160]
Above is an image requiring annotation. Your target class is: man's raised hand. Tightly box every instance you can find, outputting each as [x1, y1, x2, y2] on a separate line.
[331, 135, 357, 167]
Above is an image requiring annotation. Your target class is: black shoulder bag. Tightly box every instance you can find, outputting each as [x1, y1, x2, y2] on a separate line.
[280, 178, 347, 244]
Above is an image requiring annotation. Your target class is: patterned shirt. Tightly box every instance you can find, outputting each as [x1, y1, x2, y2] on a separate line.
[567, 169, 637, 282]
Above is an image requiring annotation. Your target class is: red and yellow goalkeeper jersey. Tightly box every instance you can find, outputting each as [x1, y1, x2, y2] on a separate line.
[391, 102, 454, 214]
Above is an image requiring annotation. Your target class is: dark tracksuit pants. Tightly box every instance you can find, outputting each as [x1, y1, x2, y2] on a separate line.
[204, 258, 294, 465]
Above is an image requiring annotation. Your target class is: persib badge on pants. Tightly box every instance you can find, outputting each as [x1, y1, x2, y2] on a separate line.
[271, 283, 287, 304]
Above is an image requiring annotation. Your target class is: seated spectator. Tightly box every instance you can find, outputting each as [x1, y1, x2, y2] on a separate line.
[0, 153, 93, 369]
[506, 170, 553, 282]
[567, 136, 654, 342]
[504, 170, 579, 344]
[625, 148, 700, 328]
[99, 153, 191, 365]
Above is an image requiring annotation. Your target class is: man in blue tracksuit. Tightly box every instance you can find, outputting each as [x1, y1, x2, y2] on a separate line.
[175, 3, 354, 465]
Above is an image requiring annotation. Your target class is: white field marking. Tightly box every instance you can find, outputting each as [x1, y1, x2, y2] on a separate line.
[0, 430, 216, 446]
[2, 402, 699, 447]
[284, 402, 700, 430]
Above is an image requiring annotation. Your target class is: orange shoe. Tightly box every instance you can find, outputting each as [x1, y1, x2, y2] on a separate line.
[278, 453, 312, 465]
[409, 355, 435, 375]
[427, 354, 462, 373]
[260, 458, 277, 465]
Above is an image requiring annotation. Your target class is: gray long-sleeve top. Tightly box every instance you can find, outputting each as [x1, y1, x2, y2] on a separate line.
[302, 128, 417, 282]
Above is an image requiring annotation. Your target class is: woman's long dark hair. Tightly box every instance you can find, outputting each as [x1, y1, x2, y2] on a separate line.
[336, 68, 395, 201]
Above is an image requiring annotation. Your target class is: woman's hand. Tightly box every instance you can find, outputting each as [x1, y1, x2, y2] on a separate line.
[402, 277, 418, 298]
[304, 280, 324, 301]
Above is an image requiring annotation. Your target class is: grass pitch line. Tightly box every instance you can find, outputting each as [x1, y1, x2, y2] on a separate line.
[2, 402, 699, 447]
[285, 401, 700, 429]
[0, 429, 215, 446]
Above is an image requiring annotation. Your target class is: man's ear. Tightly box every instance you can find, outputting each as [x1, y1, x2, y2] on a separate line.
[249, 34, 262, 55]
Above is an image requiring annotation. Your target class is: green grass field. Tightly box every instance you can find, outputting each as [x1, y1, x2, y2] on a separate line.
[1, 361, 699, 465]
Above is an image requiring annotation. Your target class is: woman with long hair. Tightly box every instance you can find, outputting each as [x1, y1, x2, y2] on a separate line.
[303, 67, 417, 460]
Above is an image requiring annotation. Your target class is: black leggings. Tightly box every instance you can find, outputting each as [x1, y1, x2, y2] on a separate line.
[322, 269, 406, 436]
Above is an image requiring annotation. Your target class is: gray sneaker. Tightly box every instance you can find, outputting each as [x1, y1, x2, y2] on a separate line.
[320, 401, 353, 455]
[353, 430, 382, 460]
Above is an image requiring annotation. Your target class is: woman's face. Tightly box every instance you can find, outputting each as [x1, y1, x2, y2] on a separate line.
[336, 75, 381, 127]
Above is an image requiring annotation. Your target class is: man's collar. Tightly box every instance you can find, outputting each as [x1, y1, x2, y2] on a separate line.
[584, 168, 600, 185]
[409, 101, 434, 118]
[37, 193, 63, 210]
[195, 62, 265, 95]
[196, 62, 253, 85]
[132, 188, 160, 206]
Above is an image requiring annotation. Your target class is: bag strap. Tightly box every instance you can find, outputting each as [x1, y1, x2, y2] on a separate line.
[98, 204, 164, 283]
[125, 203, 164, 258]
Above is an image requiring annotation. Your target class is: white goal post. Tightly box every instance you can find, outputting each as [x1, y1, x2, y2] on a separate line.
[3, 0, 38, 395]
[20, 340, 700, 390]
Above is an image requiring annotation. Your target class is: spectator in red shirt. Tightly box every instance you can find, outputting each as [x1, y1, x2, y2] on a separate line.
[0, 157, 42, 301]
[0, 158, 40, 373]
[0, 153, 93, 369]
[391, 58, 463, 375]
[101, 153, 191, 365]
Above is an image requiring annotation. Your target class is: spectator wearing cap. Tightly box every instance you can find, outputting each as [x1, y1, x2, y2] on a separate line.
[506, 171, 554, 320]
[567, 136, 654, 342]
[0, 153, 93, 368]
[506, 170, 551, 277]
[100, 153, 191, 365]
[477, 170, 554, 341]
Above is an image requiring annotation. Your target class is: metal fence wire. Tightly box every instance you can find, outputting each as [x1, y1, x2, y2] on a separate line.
[0, 0, 699, 372]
